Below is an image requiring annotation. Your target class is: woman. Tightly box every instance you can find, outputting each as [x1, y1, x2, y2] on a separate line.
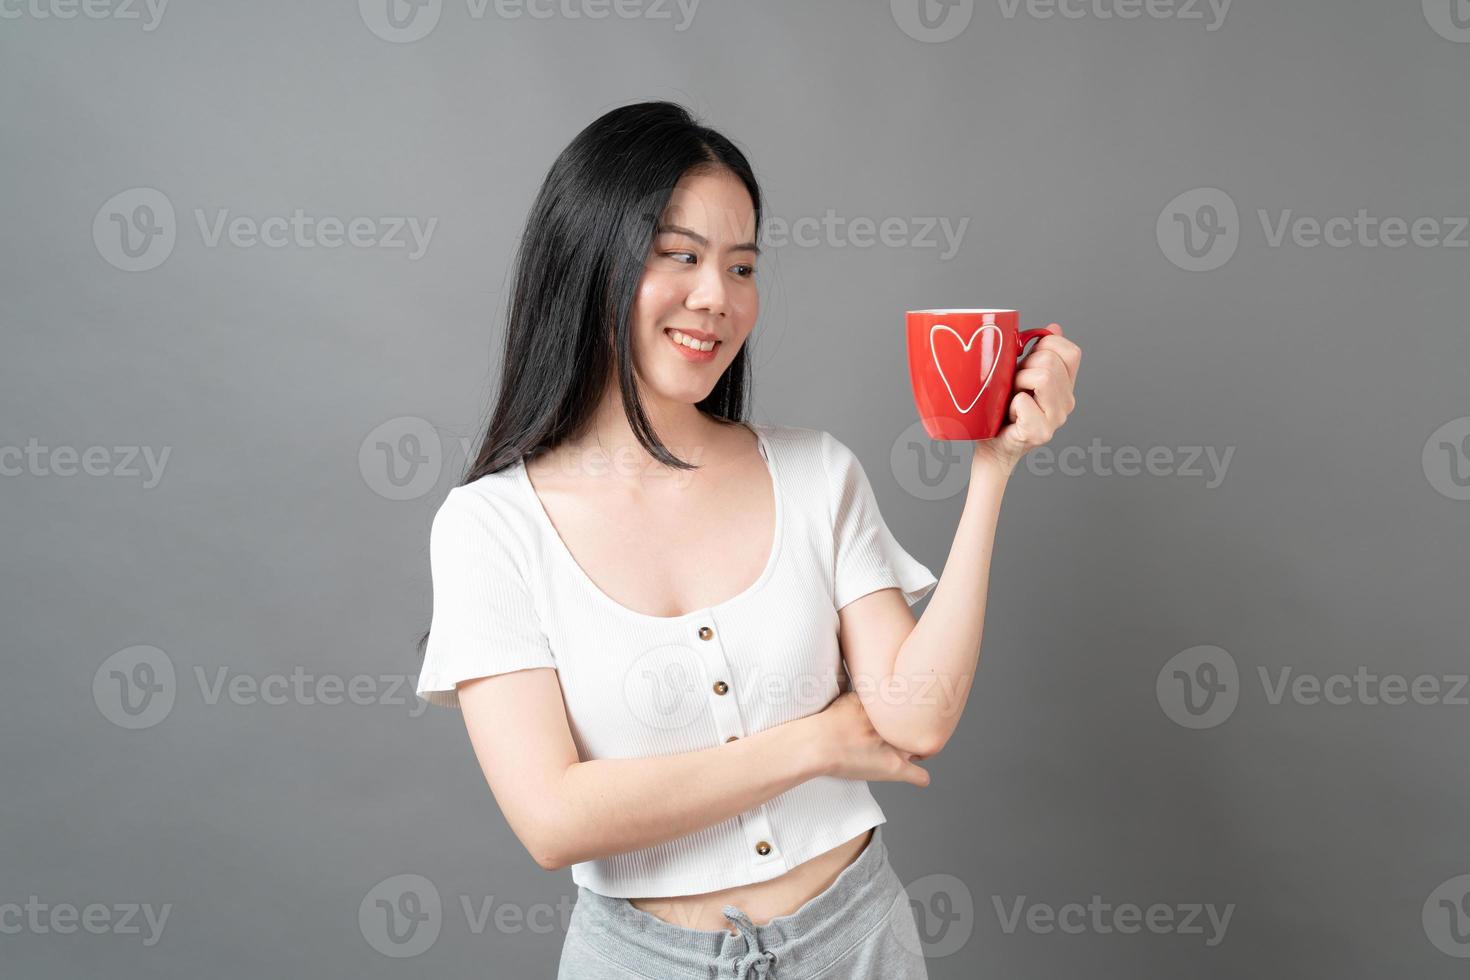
[415, 101, 1080, 978]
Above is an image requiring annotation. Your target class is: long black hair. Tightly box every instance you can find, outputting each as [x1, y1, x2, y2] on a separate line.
[417, 101, 764, 658]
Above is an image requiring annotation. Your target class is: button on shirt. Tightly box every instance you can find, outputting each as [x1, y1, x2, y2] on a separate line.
[416, 423, 938, 899]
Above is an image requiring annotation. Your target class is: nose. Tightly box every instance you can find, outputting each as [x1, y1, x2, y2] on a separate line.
[683, 260, 729, 319]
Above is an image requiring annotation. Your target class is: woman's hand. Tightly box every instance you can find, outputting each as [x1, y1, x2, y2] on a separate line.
[807, 691, 932, 788]
[973, 323, 1082, 475]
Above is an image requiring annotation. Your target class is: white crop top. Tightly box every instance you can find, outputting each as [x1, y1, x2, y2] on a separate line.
[415, 422, 938, 898]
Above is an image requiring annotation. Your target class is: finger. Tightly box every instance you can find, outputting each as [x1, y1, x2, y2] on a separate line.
[905, 762, 931, 787]
[1007, 391, 1048, 446]
[1015, 367, 1069, 420]
[1023, 348, 1070, 378]
[1034, 333, 1081, 383]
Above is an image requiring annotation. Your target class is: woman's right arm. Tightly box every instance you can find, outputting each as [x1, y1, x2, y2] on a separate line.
[457, 669, 928, 871]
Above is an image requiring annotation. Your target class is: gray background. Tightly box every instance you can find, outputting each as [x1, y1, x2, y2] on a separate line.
[3, 0, 1468, 976]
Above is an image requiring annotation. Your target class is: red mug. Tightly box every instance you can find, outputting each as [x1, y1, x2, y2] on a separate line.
[906, 309, 1056, 441]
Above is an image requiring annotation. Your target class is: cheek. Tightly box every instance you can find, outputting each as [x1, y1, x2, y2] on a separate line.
[632, 273, 681, 326]
[732, 285, 759, 329]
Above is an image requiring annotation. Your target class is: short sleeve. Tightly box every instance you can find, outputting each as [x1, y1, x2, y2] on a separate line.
[416, 486, 557, 709]
[820, 430, 939, 610]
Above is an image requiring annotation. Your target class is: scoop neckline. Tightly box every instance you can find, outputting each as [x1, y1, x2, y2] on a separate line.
[512, 422, 784, 624]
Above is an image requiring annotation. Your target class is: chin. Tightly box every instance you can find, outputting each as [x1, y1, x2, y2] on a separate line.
[639, 366, 712, 400]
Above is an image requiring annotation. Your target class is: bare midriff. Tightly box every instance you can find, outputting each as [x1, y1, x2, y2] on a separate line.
[626, 827, 875, 935]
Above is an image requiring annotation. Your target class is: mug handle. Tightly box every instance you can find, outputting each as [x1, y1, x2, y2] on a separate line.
[1016, 326, 1057, 362]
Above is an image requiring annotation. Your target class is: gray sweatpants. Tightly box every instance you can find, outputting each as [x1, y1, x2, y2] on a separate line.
[556, 824, 930, 978]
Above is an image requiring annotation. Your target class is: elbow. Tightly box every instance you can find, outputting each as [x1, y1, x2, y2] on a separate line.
[519, 811, 573, 871]
[527, 827, 570, 871]
[893, 725, 952, 764]
[908, 726, 950, 760]
[875, 716, 950, 759]
[533, 847, 566, 872]
[523, 772, 577, 870]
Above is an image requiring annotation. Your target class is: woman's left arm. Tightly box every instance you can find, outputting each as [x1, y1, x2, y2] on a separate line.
[839, 326, 1082, 758]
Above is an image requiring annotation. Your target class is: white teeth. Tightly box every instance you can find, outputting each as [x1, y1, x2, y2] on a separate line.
[668, 329, 717, 352]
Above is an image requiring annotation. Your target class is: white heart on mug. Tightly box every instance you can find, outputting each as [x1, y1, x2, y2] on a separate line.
[928, 320, 1001, 415]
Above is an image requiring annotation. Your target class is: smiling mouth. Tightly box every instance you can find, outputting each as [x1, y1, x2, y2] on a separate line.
[664, 328, 721, 352]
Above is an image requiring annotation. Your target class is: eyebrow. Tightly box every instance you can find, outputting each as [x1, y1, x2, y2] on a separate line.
[656, 222, 761, 256]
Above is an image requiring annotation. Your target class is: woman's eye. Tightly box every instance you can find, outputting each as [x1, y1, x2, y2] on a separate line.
[661, 252, 754, 278]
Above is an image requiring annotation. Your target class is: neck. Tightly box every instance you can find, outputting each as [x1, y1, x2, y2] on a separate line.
[568, 378, 729, 471]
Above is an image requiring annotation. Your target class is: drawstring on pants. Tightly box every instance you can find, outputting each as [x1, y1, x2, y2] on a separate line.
[721, 905, 778, 978]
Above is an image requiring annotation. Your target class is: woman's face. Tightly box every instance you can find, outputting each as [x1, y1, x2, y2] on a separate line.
[627, 167, 760, 405]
